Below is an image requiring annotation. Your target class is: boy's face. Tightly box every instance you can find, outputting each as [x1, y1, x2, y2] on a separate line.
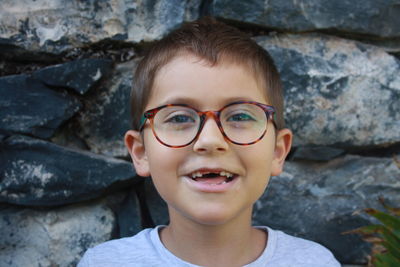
[125, 54, 292, 226]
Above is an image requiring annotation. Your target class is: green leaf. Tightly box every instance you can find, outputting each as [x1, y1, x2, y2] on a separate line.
[374, 253, 400, 267]
[380, 232, 400, 259]
[365, 209, 400, 238]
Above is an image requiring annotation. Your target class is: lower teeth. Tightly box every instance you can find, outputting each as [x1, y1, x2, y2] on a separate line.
[191, 177, 233, 185]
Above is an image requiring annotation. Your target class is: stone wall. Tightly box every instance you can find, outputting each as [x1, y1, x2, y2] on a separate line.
[1, 1, 399, 266]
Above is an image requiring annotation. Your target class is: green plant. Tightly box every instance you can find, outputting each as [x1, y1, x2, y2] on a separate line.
[345, 197, 400, 267]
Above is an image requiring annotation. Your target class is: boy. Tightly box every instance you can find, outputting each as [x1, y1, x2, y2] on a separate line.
[78, 17, 340, 266]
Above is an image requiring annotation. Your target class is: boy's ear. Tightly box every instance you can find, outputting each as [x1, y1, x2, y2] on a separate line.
[124, 130, 150, 177]
[271, 128, 293, 176]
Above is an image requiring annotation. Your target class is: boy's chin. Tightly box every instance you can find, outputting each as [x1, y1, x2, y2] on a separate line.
[192, 216, 232, 226]
[181, 206, 251, 227]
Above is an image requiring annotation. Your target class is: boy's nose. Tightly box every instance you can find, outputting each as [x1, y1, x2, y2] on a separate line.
[193, 115, 229, 153]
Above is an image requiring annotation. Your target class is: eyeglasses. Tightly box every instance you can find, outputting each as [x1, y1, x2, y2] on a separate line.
[139, 101, 276, 148]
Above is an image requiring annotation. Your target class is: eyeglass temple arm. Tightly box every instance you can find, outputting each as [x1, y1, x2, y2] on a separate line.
[263, 106, 278, 129]
[139, 114, 148, 131]
[139, 110, 156, 131]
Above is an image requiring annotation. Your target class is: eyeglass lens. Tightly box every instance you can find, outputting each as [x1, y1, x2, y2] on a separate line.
[152, 103, 268, 146]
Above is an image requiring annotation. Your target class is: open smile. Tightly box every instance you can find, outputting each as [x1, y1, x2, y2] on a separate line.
[184, 168, 239, 192]
[191, 170, 235, 184]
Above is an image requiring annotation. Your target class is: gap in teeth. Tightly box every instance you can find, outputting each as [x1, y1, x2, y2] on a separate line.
[191, 171, 233, 179]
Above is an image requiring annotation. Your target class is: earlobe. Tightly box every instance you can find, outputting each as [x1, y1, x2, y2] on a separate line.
[271, 128, 293, 176]
[124, 130, 151, 177]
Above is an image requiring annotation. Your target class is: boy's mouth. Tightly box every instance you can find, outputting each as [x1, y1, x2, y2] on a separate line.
[188, 170, 236, 185]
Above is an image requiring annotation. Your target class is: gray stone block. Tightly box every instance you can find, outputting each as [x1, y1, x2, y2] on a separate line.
[0, 199, 116, 267]
[77, 60, 137, 157]
[117, 179, 168, 238]
[0, 0, 201, 53]
[33, 59, 114, 95]
[253, 155, 400, 264]
[256, 34, 400, 147]
[144, 179, 169, 227]
[117, 186, 142, 238]
[213, 0, 400, 38]
[0, 74, 81, 139]
[0, 135, 139, 206]
[292, 146, 345, 161]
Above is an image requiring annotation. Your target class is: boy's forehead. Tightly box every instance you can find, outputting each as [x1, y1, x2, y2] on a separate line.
[159, 53, 252, 74]
[148, 54, 270, 108]
[157, 53, 265, 89]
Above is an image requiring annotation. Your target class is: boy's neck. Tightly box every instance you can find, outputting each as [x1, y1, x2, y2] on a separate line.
[159, 207, 267, 266]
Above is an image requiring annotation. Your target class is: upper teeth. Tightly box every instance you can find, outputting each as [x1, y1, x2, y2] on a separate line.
[191, 171, 234, 179]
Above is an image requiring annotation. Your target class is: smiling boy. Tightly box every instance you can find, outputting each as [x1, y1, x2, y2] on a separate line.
[78, 17, 340, 266]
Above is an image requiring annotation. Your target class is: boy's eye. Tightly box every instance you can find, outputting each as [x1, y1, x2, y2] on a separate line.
[227, 113, 256, 122]
[166, 114, 195, 123]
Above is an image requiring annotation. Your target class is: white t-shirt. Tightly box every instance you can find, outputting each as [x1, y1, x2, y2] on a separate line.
[78, 226, 340, 267]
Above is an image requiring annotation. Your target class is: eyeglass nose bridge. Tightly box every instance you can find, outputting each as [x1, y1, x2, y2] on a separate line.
[195, 110, 230, 142]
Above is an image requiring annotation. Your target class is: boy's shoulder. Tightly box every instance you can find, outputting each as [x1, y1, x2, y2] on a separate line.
[263, 226, 340, 267]
[77, 227, 163, 267]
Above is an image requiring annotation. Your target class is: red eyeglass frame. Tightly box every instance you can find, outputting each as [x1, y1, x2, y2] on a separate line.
[139, 101, 276, 148]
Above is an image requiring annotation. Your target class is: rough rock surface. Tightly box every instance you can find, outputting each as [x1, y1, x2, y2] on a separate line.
[291, 146, 345, 161]
[253, 155, 400, 264]
[212, 0, 400, 38]
[77, 60, 136, 157]
[0, 199, 116, 267]
[116, 186, 142, 238]
[117, 179, 168, 238]
[33, 59, 114, 95]
[0, 74, 81, 139]
[0, 135, 138, 206]
[256, 34, 400, 147]
[0, 0, 201, 53]
[144, 179, 169, 227]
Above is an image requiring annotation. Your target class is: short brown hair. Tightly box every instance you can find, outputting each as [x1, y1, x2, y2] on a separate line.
[130, 17, 285, 130]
